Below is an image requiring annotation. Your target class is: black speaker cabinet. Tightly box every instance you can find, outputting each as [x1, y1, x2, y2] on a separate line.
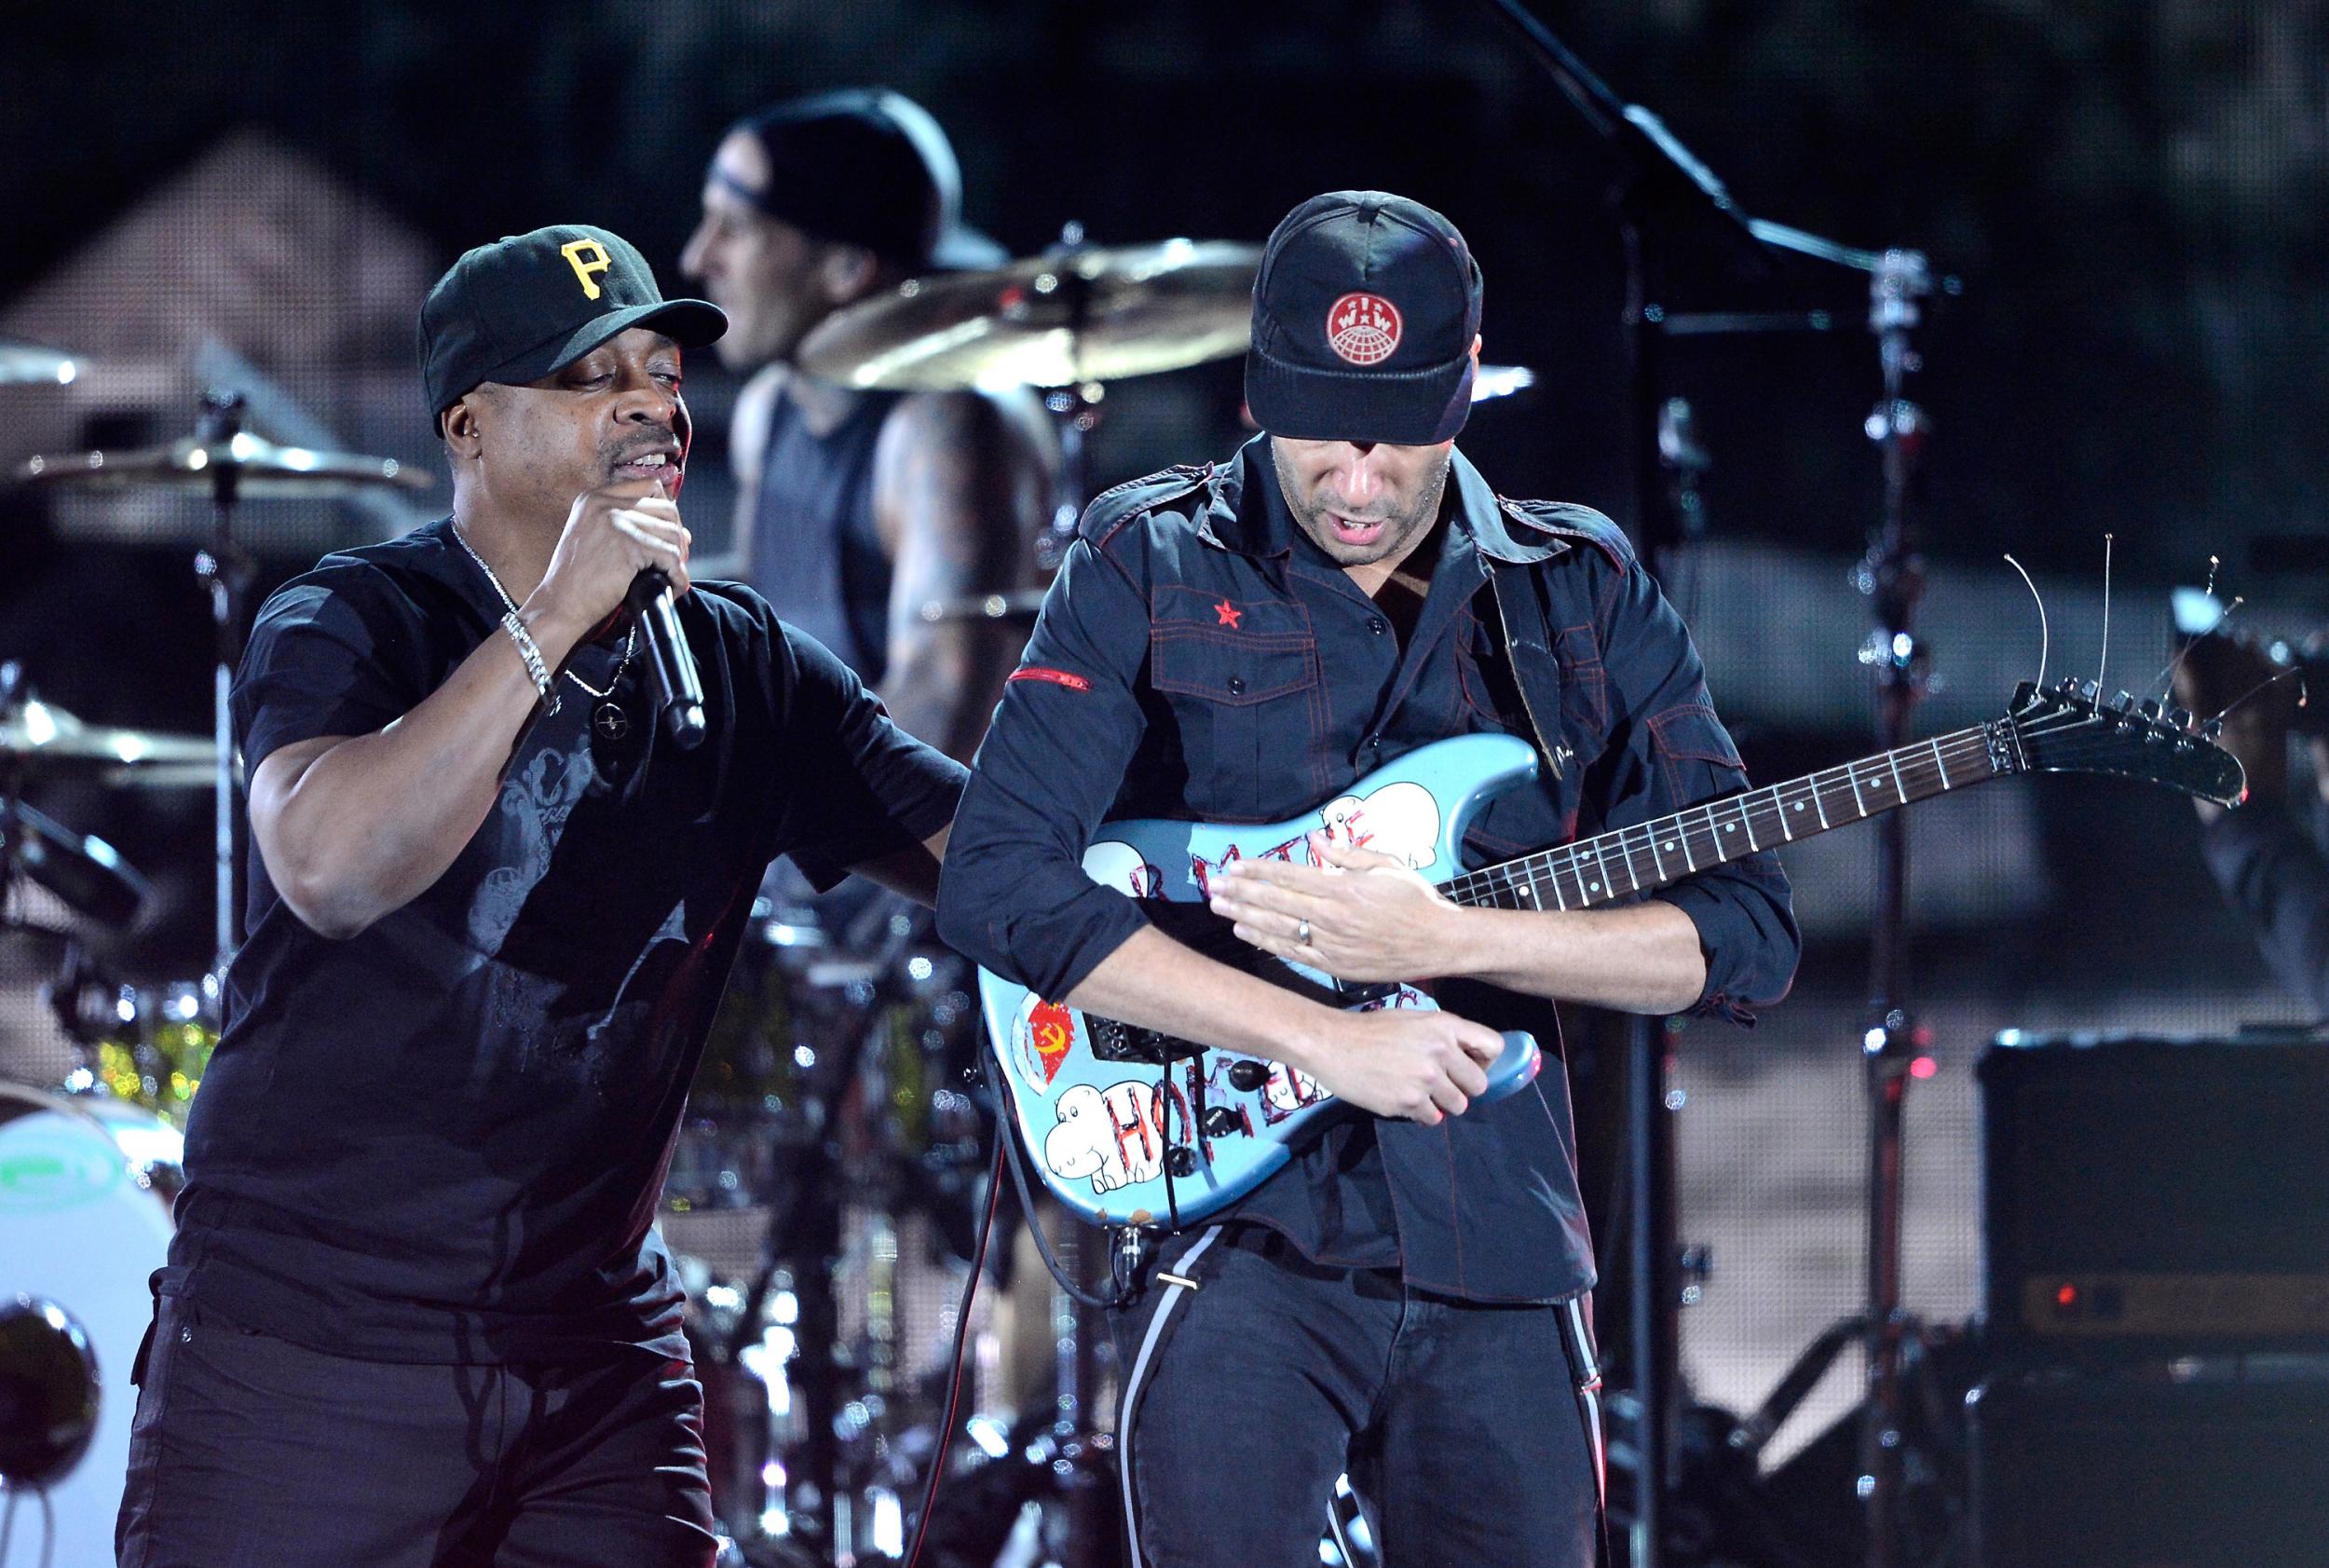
[1968, 1363, 2329, 1568]
[1980, 1032, 2329, 1355]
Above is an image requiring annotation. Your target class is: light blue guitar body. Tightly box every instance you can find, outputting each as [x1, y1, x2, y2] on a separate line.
[978, 733, 1546, 1228]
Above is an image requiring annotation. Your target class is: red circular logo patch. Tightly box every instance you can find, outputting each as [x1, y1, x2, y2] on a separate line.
[1326, 292, 1403, 366]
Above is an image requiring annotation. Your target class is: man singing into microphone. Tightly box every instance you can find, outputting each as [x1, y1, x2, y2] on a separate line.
[116, 225, 964, 1568]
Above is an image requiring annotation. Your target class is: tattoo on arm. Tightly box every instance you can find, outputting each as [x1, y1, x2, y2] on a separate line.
[875, 390, 1056, 760]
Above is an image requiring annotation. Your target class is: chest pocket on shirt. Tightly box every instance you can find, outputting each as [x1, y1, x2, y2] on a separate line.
[1148, 585, 1321, 820]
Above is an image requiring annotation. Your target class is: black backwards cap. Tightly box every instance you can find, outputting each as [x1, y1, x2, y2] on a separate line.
[418, 224, 726, 425]
[1246, 191, 1482, 446]
[721, 88, 1005, 273]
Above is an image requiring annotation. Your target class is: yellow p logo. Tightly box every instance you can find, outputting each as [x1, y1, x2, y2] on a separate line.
[560, 239, 613, 301]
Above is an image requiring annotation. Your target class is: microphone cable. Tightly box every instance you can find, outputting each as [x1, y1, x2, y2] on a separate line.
[902, 1124, 1007, 1568]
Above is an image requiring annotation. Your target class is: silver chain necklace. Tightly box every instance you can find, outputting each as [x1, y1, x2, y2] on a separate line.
[451, 522, 639, 741]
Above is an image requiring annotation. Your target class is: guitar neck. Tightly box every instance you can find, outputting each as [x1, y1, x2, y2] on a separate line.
[1443, 719, 2018, 912]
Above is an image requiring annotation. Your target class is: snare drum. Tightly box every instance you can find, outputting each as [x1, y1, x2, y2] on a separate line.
[0, 1082, 180, 1568]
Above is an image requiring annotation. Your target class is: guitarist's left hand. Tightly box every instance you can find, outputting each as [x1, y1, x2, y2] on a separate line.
[1211, 840, 1461, 983]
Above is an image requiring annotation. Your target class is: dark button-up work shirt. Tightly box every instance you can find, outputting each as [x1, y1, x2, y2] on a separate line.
[938, 435, 1799, 1301]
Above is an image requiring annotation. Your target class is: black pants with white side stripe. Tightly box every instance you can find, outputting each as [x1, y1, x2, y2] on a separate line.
[1110, 1225, 1602, 1568]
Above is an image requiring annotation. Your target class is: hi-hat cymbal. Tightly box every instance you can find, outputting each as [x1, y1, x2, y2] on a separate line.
[0, 342, 80, 387]
[13, 430, 433, 498]
[0, 699, 216, 773]
[799, 239, 1262, 392]
[2, 799, 149, 931]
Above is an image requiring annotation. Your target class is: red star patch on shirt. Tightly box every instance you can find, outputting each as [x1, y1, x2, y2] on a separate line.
[1214, 599, 1242, 629]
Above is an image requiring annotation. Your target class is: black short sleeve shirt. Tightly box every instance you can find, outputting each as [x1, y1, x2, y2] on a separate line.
[170, 518, 962, 1363]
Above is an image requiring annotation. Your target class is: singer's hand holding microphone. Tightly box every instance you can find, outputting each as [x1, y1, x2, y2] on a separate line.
[526, 477, 707, 747]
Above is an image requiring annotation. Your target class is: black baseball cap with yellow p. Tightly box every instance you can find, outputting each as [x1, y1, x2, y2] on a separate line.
[418, 224, 727, 427]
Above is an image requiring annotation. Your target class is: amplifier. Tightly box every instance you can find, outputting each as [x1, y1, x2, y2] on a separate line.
[1968, 1362, 2329, 1568]
[1980, 1031, 2329, 1351]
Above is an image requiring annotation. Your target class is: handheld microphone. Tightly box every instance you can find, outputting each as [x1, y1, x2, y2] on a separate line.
[630, 567, 705, 748]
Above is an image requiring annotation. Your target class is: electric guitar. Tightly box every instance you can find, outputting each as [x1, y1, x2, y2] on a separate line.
[980, 680, 2246, 1229]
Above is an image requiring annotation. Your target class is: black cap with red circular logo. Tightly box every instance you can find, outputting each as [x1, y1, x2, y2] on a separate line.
[1245, 191, 1482, 446]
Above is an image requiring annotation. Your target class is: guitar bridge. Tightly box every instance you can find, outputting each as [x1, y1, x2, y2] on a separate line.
[1085, 1014, 1205, 1064]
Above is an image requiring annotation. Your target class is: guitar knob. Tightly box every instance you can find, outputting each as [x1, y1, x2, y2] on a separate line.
[1201, 1105, 1243, 1139]
[1164, 1146, 1199, 1179]
[1226, 1059, 1270, 1093]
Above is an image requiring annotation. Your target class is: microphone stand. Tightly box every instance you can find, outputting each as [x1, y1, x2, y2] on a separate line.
[1851, 249, 1932, 1568]
[1474, 7, 1950, 1564]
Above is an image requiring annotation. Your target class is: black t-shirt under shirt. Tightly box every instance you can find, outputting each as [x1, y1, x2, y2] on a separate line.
[164, 518, 962, 1364]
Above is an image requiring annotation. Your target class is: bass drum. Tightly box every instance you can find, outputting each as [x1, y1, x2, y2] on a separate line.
[0, 1083, 181, 1568]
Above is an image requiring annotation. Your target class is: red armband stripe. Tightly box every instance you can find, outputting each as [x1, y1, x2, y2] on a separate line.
[1008, 666, 1093, 693]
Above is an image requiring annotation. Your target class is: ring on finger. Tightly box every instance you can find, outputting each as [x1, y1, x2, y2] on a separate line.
[1296, 919, 1312, 946]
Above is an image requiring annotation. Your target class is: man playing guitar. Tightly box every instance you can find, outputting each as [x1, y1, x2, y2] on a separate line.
[937, 191, 1799, 1566]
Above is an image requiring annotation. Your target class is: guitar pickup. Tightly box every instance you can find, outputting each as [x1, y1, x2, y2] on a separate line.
[1085, 1013, 1205, 1064]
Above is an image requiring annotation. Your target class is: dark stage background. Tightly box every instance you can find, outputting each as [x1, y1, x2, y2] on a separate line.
[5, 0, 2324, 1495]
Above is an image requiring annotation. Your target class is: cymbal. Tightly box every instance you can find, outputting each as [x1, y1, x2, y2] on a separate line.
[799, 239, 1262, 392]
[0, 699, 216, 773]
[3, 799, 149, 931]
[0, 341, 79, 387]
[95, 761, 228, 792]
[13, 430, 433, 498]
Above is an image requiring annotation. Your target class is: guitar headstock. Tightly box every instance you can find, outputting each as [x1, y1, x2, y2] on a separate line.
[2006, 679, 2246, 805]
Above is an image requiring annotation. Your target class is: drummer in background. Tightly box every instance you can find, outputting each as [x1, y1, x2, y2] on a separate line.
[680, 88, 1058, 762]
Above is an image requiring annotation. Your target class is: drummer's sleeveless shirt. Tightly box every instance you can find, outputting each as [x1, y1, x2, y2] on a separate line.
[747, 383, 906, 685]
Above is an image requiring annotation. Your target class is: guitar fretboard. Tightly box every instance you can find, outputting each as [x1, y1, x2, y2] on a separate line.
[1440, 721, 2014, 912]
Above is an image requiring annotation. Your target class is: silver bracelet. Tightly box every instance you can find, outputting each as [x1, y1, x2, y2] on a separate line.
[498, 610, 561, 717]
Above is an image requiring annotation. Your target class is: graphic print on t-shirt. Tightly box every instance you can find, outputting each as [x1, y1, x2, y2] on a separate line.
[470, 745, 599, 950]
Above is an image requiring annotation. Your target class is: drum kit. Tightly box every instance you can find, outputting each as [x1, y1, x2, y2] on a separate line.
[0, 231, 1537, 1567]
[0, 342, 441, 1566]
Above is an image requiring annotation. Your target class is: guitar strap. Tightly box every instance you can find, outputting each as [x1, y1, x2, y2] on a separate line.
[1491, 555, 1614, 1564]
[1487, 558, 1570, 784]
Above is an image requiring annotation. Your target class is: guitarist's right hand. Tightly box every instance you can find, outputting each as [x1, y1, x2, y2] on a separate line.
[1305, 1009, 1504, 1125]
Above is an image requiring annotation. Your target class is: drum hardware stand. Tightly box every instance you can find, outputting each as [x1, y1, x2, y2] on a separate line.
[726, 981, 885, 1557]
[1848, 249, 1935, 1568]
[721, 912, 951, 1563]
[1036, 221, 1100, 578]
[193, 390, 258, 990]
[1476, 10, 1953, 1563]
[1713, 250, 1940, 1568]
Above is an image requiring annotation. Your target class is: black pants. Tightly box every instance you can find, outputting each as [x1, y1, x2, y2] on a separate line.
[1110, 1226, 1602, 1568]
[116, 1294, 717, 1568]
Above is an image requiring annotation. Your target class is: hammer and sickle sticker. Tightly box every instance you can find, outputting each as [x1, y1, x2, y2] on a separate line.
[560, 239, 613, 300]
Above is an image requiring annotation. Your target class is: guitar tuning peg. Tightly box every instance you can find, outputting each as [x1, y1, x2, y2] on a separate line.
[2200, 716, 2226, 742]
[2139, 698, 2164, 722]
[2077, 679, 2101, 702]
[2110, 690, 2134, 713]
[2168, 705, 2195, 730]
